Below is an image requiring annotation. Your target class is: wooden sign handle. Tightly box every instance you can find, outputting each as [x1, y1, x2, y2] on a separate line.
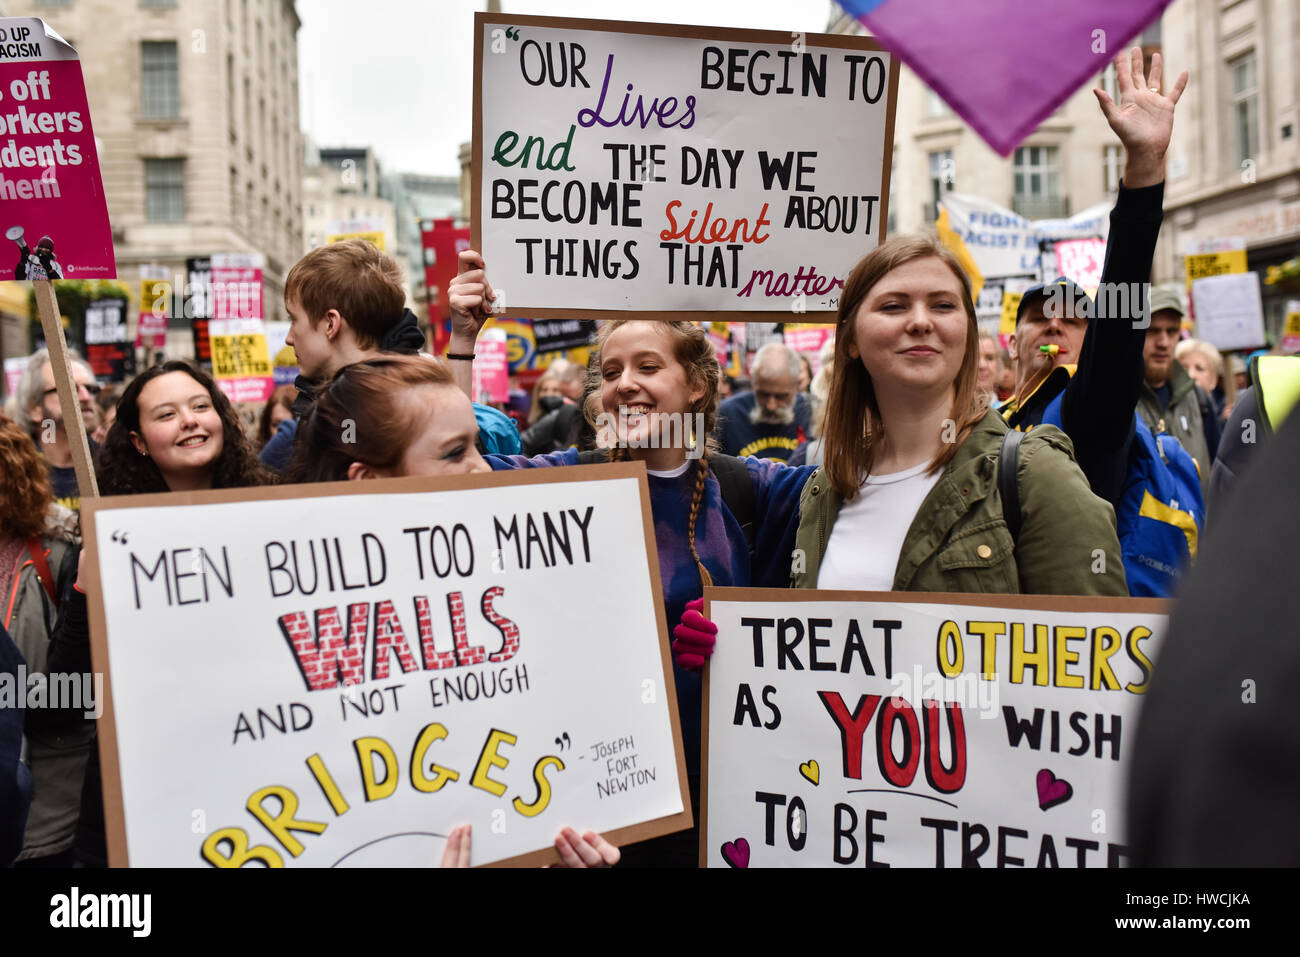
[34, 279, 99, 500]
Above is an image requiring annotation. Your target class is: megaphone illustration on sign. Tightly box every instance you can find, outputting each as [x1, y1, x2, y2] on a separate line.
[6, 225, 24, 243]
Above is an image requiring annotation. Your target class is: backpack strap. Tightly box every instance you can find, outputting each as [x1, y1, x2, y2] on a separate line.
[997, 429, 1025, 544]
[708, 454, 757, 555]
[24, 538, 56, 604]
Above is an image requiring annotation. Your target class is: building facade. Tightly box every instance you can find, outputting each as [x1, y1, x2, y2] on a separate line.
[1157, 0, 1299, 339]
[3, 0, 303, 358]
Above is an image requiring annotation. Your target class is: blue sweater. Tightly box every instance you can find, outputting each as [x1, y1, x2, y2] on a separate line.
[487, 449, 812, 779]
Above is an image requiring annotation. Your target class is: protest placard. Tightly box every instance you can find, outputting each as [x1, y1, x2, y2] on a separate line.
[532, 318, 596, 353]
[137, 265, 169, 348]
[83, 463, 691, 867]
[0, 17, 115, 279]
[472, 333, 510, 403]
[474, 13, 897, 321]
[702, 589, 1167, 868]
[210, 252, 264, 320]
[1053, 238, 1106, 298]
[209, 316, 274, 404]
[1191, 271, 1266, 351]
[1282, 301, 1300, 355]
[83, 296, 132, 381]
[940, 194, 1109, 281]
[326, 217, 387, 251]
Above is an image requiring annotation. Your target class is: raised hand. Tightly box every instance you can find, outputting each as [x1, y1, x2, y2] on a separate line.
[447, 249, 497, 349]
[1093, 46, 1188, 188]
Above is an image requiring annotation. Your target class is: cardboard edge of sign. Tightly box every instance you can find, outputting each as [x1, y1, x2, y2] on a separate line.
[82, 460, 694, 868]
[697, 586, 1171, 868]
[470, 12, 899, 323]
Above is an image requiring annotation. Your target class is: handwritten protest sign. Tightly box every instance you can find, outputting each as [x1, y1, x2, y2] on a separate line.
[1053, 238, 1105, 298]
[474, 14, 897, 320]
[1192, 271, 1266, 352]
[0, 17, 115, 279]
[83, 464, 691, 867]
[702, 589, 1167, 868]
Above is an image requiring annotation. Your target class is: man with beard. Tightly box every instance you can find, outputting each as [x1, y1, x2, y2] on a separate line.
[716, 342, 810, 461]
[11, 349, 100, 510]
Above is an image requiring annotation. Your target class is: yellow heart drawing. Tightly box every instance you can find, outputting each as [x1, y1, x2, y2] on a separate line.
[799, 759, 819, 786]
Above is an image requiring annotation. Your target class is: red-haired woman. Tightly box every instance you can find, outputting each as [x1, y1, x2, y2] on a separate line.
[0, 415, 84, 865]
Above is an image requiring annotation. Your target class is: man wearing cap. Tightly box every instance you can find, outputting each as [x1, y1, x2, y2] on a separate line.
[1137, 284, 1218, 498]
[1000, 47, 1188, 508]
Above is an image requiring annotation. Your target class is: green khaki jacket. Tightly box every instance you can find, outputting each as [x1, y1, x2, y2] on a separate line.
[791, 410, 1128, 596]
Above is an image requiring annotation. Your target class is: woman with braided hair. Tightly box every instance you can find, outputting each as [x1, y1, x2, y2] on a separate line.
[450, 258, 815, 865]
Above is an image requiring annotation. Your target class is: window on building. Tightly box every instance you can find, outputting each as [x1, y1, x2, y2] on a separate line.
[887, 148, 898, 234]
[140, 41, 180, 118]
[1099, 62, 1119, 103]
[145, 158, 185, 221]
[140, 0, 178, 7]
[1103, 144, 1122, 193]
[1229, 51, 1260, 167]
[928, 149, 954, 221]
[1012, 146, 1064, 218]
[925, 90, 950, 117]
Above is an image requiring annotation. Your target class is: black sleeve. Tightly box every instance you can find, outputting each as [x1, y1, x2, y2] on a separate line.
[1208, 387, 1258, 519]
[1059, 182, 1165, 503]
[1128, 411, 1300, 865]
[1199, 387, 1221, 464]
[0, 624, 32, 867]
[520, 408, 560, 457]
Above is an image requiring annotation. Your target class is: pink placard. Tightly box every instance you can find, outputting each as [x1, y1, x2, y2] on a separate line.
[0, 19, 115, 278]
[1053, 238, 1106, 295]
[472, 337, 509, 404]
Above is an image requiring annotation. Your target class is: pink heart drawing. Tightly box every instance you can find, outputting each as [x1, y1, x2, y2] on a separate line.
[1036, 769, 1073, 810]
[721, 837, 750, 868]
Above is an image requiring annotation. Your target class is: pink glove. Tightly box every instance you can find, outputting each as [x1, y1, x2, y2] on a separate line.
[672, 598, 718, 670]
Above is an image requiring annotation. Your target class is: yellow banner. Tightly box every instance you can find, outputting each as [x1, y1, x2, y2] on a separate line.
[999, 291, 1023, 335]
[326, 230, 386, 251]
[211, 333, 272, 379]
[1185, 250, 1247, 285]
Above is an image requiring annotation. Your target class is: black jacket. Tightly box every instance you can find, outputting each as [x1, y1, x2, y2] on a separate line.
[1006, 182, 1165, 506]
[1128, 409, 1300, 865]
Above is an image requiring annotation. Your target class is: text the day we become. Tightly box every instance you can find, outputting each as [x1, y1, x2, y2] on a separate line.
[488, 38, 885, 288]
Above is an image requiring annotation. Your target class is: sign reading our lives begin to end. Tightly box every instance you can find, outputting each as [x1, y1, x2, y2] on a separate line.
[702, 589, 1169, 868]
[83, 464, 691, 867]
[473, 14, 898, 321]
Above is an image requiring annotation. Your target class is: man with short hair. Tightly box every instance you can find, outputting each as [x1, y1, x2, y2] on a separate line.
[13, 348, 99, 510]
[262, 239, 518, 470]
[1137, 284, 1217, 498]
[716, 342, 810, 461]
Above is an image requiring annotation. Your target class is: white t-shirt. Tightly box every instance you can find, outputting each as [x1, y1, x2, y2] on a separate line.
[817, 461, 943, 591]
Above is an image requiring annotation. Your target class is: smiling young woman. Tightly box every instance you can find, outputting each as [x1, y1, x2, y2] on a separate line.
[96, 361, 272, 495]
[792, 235, 1128, 597]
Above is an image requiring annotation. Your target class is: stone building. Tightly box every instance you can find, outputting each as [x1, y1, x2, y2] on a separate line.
[2, 0, 303, 359]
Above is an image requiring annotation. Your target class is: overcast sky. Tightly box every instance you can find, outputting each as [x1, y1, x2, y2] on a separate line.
[297, 0, 837, 177]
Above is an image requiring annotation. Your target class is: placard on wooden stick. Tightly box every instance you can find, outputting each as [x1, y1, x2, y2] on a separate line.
[36, 280, 98, 499]
[473, 13, 898, 322]
[83, 462, 691, 867]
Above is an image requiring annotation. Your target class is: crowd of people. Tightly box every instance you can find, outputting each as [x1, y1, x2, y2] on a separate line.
[2, 47, 1298, 868]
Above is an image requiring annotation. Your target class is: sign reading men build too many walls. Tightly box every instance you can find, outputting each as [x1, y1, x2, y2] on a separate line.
[0, 18, 115, 278]
[702, 590, 1167, 867]
[84, 464, 692, 867]
[474, 14, 897, 320]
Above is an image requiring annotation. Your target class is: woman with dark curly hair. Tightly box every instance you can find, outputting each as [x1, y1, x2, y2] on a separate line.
[96, 360, 273, 495]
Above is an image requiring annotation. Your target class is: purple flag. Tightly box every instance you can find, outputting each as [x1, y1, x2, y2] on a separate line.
[839, 0, 1173, 156]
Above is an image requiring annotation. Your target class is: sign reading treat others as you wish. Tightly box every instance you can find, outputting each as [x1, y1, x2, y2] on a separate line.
[83, 464, 691, 867]
[702, 589, 1168, 868]
[473, 13, 898, 320]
